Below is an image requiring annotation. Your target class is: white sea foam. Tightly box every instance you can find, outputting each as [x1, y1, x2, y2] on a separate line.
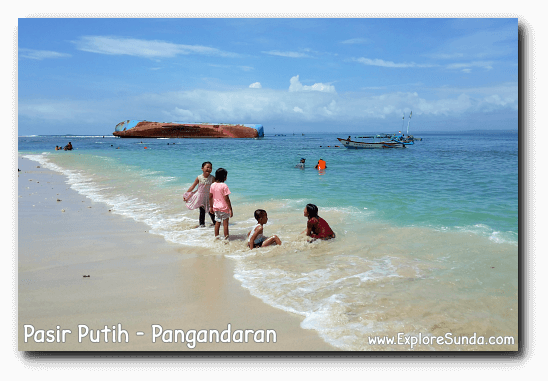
[23, 154, 216, 248]
[229, 253, 412, 350]
[21, 149, 518, 351]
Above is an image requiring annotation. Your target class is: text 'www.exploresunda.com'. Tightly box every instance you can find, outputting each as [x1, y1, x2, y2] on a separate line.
[368, 332, 515, 349]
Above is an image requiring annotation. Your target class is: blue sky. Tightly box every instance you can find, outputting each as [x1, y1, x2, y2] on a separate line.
[18, 18, 518, 135]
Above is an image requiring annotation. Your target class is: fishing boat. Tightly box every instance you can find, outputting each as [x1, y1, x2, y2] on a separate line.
[337, 112, 418, 149]
[337, 136, 407, 149]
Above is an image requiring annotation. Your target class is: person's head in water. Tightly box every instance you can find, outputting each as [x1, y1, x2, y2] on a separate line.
[304, 203, 319, 219]
[254, 209, 268, 224]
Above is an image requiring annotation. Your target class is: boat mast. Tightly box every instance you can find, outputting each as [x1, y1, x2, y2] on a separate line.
[407, 111, 412, 135]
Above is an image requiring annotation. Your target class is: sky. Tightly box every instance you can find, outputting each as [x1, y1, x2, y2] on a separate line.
[17, 18, 518, 135]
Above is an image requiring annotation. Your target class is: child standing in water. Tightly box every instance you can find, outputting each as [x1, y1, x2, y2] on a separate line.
[247, 209, 282, 249]
[303, 203, 336, 240]
[209, 168, 233, 240]
[184, 161, 216, 227]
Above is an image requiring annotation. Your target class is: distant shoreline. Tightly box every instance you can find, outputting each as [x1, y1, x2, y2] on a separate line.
[18, 129, 519, 138]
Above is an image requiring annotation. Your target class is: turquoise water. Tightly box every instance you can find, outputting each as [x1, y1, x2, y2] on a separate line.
[18, 131, 519, 350]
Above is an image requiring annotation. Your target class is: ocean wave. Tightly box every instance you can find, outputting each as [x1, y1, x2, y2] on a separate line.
[229, 255, 408, 350]
[458, 224, 518, 245]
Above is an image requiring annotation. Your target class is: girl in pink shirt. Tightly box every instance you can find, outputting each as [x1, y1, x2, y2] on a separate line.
[209, 168, 233, 240]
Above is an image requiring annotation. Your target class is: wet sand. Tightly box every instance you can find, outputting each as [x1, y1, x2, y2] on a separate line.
[17, 155, 336, 351]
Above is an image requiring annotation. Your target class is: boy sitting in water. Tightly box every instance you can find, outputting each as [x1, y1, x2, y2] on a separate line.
[247, 209, 282, 249]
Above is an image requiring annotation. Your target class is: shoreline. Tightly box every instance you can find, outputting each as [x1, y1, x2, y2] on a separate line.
[18, 155, 336, 351]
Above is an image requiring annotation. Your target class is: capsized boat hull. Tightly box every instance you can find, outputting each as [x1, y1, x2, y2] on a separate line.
[113, 120, 264, 138]
[337, 138, 405, 149]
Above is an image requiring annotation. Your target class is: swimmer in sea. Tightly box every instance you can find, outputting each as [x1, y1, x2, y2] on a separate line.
[314, 158, 326, 170]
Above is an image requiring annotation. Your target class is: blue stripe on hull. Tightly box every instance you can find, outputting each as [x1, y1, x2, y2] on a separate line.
[115, 120, 142, 132]
[247, 124, 264, 137]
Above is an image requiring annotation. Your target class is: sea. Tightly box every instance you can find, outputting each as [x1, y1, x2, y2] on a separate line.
[18, 130, 519, 351]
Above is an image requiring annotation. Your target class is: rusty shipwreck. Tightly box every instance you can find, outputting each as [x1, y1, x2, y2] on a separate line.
[113, 120, 264, 138]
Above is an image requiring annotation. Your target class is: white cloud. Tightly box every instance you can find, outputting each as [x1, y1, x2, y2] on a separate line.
[19, 78, 518, 131]
[73, 36, 240, 58]
[446, 61, 494, 70]
[169, 107, 200, 121]
[262, 50, 312, 58]
[340, 38, 368, 44]
[19, 48, 71, 60]
[18, 99, 95, 121]
[208, 64, 254, 72]
[430, 82, 517, 101]
[249, 82, 262, 89]
[353, 57, 437, 68]
[481, 93, 517, 111]
[432, 26, 516, 60]
[353, 57, 495, 71]
[288, 75, 336, 93]
[322, 100, 339, 116]
[424, 53, 465, 60]
[151, 82, 516, 125]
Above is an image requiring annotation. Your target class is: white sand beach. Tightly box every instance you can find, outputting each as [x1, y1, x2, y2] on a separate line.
[17, 156, 336, 351]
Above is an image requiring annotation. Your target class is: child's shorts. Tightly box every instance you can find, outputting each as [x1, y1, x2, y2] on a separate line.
[253, 237, 266, 248]
[214, 211, 230, 222]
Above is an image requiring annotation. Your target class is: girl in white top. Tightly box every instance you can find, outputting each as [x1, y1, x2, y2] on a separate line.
[247, 209, 282, 249]
[184, 161, 216, 227]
